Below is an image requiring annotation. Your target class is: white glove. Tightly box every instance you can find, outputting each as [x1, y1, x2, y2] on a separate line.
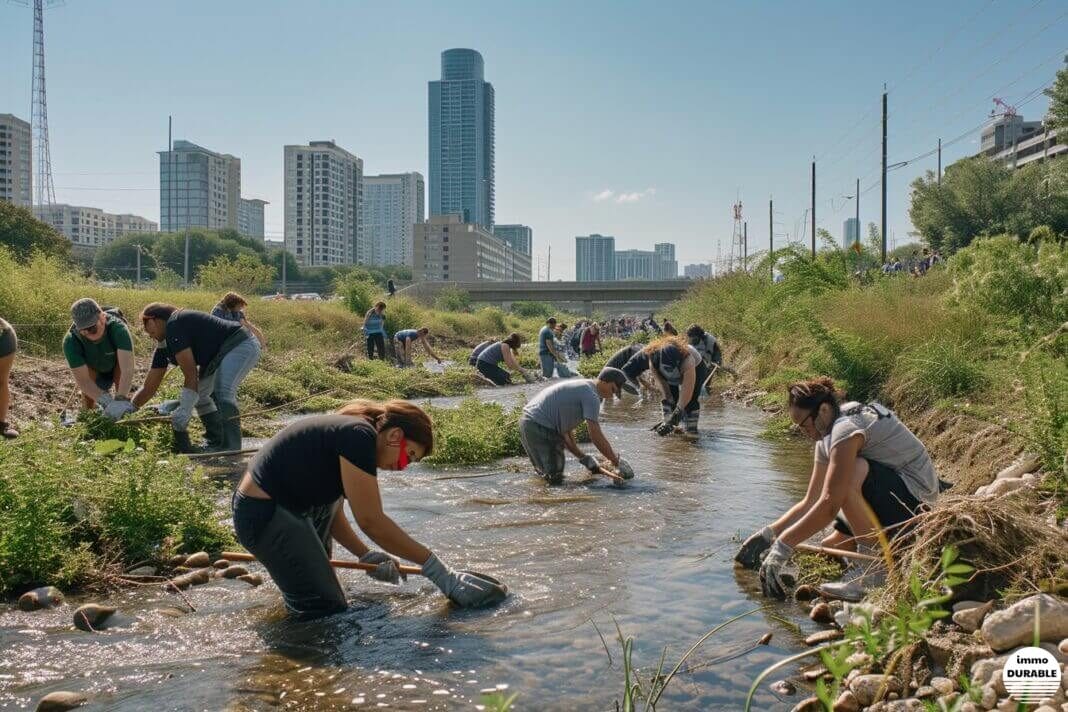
[759, 539, 794, 599]
[359, 551, 404, 584]
[104, 398, 136, 421]
[171, 387, 199, 431]
[579, 454, 600, 473]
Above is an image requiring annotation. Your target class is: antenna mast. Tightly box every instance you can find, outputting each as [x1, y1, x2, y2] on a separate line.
[31, 0, 56, 216]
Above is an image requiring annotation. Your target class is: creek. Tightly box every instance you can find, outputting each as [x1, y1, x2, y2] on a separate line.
[0, 380, 828, 710]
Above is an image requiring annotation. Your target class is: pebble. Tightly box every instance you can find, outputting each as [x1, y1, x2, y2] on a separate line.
[770, 680, 796, 695]
[190, 569, 211, 585]
[953, 601, 994, 633]
[833, 690, 860, 712]
[165, 575, 193, 591]
[167, 554, 185, 567]
[914, 685, 935, 699]
[221, 565, 249, 579]
[238, 573, 264, 587]
[804, 629, 843, 646]
[18, 586, 64, 612]
[850, 675, 904, 707]
[790, 696, 822, 712]
[35, 691, 87, 711]
[994, 452, 1041, 480]
[183, 552, 211, 568]
[810, 602, 834, 624]
[802, 666, 829, 681]
[213, 559, 230, 569]
[794, 585, 819, 601]
[73, 604, 116, 632]
[126, 566, 157, 577]
[981, 594, 1068, 651]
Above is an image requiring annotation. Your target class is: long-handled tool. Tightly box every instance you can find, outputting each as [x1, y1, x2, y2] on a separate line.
[795, 543, 878, 562]
[221, 551, 424, 577]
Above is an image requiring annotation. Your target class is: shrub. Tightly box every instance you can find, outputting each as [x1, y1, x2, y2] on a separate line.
[805, 317, 891, 403]
[197, 253, 276, 294]
[895, 339, 986, 409]
[511, 301, 554, 318]
[435, 286, 471, 312]
[0, 201, 71, 262]
[383, 298, 425, 334]
[335, 272, 381, 316]
[424, 398, 524, 465]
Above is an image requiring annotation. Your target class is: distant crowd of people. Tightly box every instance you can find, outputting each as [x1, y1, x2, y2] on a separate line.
[881, 248, 943, 277]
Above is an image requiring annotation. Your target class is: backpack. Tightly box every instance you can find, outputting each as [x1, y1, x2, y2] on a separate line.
[69, 306, 130, 355]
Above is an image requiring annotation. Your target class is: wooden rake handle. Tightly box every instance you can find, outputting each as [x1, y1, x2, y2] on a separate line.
[221, 551, 424, 577]
[795, 543, 879, 562]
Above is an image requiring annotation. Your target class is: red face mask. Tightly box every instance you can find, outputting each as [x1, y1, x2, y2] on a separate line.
[396, 436, 410, 470]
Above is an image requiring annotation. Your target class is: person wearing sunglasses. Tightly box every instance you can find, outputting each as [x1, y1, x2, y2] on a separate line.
[62, 298, 136, 421]
[735, 377, 940, 602]
[133, 302, 261, 453]
[232, 399, 499, 617]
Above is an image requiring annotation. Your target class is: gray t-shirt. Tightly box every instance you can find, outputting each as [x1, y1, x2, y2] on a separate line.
[523, 379, 602, 434]
[477, 341, 505, 365]
[815, 401, 939, 503]
[538, 325, 555, 356]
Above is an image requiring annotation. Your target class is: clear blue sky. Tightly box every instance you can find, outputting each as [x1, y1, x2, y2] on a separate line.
[1, 0, 1064, 278]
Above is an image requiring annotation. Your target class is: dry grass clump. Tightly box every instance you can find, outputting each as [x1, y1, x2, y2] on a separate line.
[881, 493, 1068, 605]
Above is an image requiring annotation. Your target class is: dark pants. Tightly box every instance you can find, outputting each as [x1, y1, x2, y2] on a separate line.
[82, 366, 119, 409]
[366, 333, 386, 360]
[0, 323, 16, 358]
[666, 363, 709, 432]
[833, 459, 923, 538]
[476, 360, 512, 385]
[231, 491, 347, 619]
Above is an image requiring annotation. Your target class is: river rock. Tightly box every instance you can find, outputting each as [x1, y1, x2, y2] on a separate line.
[758, 632, 773, 645]
[810, 601, 834, 623]
[221, 565, 249, 579]
[183, 552, 210, 568]
[805, 629, 843, 646]
[212, 559, 230, 569]
[238, 573, 264, 587]
[927, 628, 994, 678]
[770, 679, 796, 695]
[883, 700, 924, 712]
[970, 656, 1007, 696]
[35, 691, 87, 711]
[802, 666, 829, 681]
[165, 574, 193, 591]
[850, 675, 904, 706]
[795, 585, 819, 601]
[832, 690, 860, 712]
[790, 696, 822, 712]
[953, 601, 994, 632]
[930, 677, 956, 695]
[167, 554, 185, 567]
[189, 568, 211, 585]
[73, 604, 116, 632]
[995, 452, 1041, 480]
[18, 586, 64, 611]
[1061, 638, 1068, 656]
[981, 594, 1068, 651]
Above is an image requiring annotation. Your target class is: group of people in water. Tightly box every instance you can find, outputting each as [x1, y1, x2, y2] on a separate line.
[0, 299, 941, 617]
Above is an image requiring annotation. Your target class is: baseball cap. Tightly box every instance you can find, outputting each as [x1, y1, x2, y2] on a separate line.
[71, 298, 102, 330]
[598, 366, 639, 396]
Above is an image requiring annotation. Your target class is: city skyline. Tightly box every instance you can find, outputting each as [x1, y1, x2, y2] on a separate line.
[0, 0, 1064, 278]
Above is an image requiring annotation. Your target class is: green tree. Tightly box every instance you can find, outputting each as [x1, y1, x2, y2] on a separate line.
[267, 248, 301, 284]
[1045, 66, 1068, 135]
[198, 253, 276, 294]
[93, 232, 162, 281]
[153, 230, 260, 278]
[0, 202, 71, 262]
[334, 271, 380, 315]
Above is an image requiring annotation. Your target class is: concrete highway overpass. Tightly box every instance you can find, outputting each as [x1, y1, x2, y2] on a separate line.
[401, 280, 694, 315]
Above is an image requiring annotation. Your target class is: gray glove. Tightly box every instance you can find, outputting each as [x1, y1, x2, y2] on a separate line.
[96, 392, 114, 410]
[616, 456, 635, 480]
[579, 454, 600, 473]
[655, 407, 683, 436]
[171, 387, 199, 431]
[521, 370, 536, 384]
[359, 551, 404, 584]
[735, 525, 775, 569]
[103, 398, 136, 422]
[155, 399, 180, 415]
[759, 539, 794, 599]
[421, 553, 500, 608]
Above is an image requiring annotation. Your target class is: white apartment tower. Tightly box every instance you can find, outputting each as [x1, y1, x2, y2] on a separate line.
[284, 141, 364, 266]
[364, 172, 424, 266]
[0, 114, 32, 207]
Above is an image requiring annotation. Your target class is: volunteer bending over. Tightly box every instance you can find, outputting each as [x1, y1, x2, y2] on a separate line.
[622, 336, 709, 435]
[135, 303, 261, 453]
[475, 333, 534, 385]
[63, 298, 136, 420]
[232, 399, 499, 618]
[212, 292, 266, 346]
[735, 377, 940, 601]
[537, 317, 572, 379]
[0, 317, 17, 439]
[519, 367, 637, 485]
[394, 327, 442, 367]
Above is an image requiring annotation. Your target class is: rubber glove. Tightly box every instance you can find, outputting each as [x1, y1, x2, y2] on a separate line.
[521, 370, 536, 384]
[359, 551, 405, 584]
[96, 392, 114, 410]
[579, 454, 600, 473]
[759, 539, 794, 599]
[655, 407, 683, 436]
[421, 553, 499, 607]
[171, 387, 199, 431]
[734, 526, 775, 569]
[616, 456, 635, 480]
[104, 398, 136, 422]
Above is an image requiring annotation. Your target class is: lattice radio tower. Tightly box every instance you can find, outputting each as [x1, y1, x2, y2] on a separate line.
[30, 0, 57, 215]
[729, 200, 744, 272]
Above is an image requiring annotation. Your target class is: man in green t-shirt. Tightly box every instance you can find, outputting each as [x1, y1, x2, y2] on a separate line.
[62, 298, 136, 420]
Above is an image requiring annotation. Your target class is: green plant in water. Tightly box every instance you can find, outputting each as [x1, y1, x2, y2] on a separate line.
[480, 691, 518, 711]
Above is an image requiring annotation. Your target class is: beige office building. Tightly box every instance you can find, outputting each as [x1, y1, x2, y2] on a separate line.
[414, 213, 530, 282]
[283, 140, 364, 266]
[41, 203, 157, 248]
[0, 114, 32, 207]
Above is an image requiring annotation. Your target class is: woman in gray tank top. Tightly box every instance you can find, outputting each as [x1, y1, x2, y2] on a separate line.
[475, 333, 534, 386]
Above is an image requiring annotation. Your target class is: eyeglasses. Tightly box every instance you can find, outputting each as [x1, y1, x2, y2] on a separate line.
[798, 407, 820, 430]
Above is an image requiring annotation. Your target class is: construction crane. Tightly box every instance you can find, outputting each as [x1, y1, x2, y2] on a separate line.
[991, 97, 1017, 117]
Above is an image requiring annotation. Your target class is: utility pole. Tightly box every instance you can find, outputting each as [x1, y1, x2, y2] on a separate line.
[937, 138, 942, 185]
[810, 160, 816, 257]
[280, 247, 287, 296]
[547, 244, 551, 282]
[743, 221, 748, 270]
[855, 178, 860, 250]
[881, 89, 888, 264]
[768, 198, 774, 279]
[135, 244, 141, 285]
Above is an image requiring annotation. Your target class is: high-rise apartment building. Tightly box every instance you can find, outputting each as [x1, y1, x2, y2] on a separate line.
[429, 48, 495, 229]
[414, 214, 529, 282]
[283, 140, 364, 266]
[0, 114, 32, 207]
[654, 242, 678, 279]
[493, 224, 532, 256]
[364, 172, 424, 266]
[41, 204, 157, 248]
[843, 217, 859, 248]
[575, 234, 616, 281]
[616, 249, 656, 280]
[238, 198, 268, 241]
[158, 140, 241, 232]
[684, 263, 713, 279]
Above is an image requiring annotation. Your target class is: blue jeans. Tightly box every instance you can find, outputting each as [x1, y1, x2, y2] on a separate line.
[195, 336, 261, 415]
[539, 353, 573, 378]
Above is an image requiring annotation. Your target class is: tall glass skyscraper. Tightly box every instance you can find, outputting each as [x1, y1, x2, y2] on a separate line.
[428, 48, 495, 229]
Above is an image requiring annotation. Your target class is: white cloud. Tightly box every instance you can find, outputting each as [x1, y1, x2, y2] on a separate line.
[592, 189, 614, 202]
[615, 187, 656, 204]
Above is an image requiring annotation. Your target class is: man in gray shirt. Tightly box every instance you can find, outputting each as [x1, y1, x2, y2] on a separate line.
[519, 367, 637, 485]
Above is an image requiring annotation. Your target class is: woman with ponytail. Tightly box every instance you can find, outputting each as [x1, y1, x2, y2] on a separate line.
[734, 377, 940, 602]
[232, 399, 499, 618]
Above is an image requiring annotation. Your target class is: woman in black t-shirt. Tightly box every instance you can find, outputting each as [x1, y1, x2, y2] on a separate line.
[232, 399, 500, 619]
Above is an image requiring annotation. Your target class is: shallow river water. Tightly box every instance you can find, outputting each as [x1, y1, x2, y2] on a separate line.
[0, 379, 828, 711]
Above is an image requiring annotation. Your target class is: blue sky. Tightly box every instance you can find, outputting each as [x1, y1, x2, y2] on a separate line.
[1, 0, 1064, 278]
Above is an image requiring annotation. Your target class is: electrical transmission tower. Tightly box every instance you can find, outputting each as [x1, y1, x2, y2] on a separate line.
[729, 200, 744, 272]
[31, 0, 56, 216]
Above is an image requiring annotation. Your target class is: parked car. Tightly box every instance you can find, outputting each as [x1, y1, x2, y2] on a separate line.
[291, 292, 323, 301]
[261, 293, 288, 301]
